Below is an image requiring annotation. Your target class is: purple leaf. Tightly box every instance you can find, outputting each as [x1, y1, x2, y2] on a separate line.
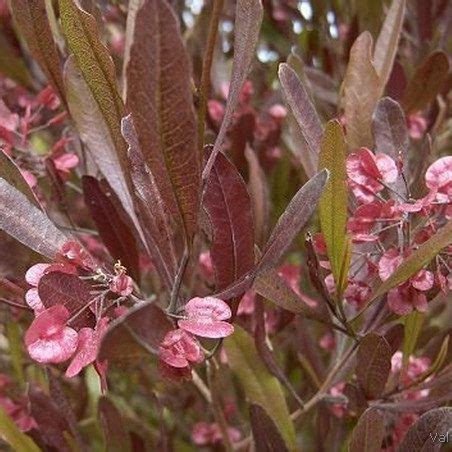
[349, 408, 385, 452]
[125, 0, 200, 242]
[82, 176, 140, 282]
[202, 0, 263, 180]
[203, 151, 255, 290]
[278, 63, 323, 176]
[38, 272, 95, 330]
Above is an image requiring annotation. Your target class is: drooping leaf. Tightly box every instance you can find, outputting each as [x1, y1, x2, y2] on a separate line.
[257, 169, 329, 273]
[29, 385, 73, 452]
[372, 97, 409, 200]
[0, 178, 66, 258]
[64, 56, 138, 231]
[318, 120, 348, 297]
[38, 272, 95, 330]
[0, 405, 40, 452]
[98, 301, 172, 365]
[0, 149, 40, 207]
[203, 151, 255, 290]
[349, 408, 385, 452]
[245, 146, 270, 246]
[224, 326, 296, 450]
[356, 333, 392, 399]
[9, 0, 66, 102]
[373, 0, 406, 95]
[121, 115, 178, 290]
[402, 310, 425, 368]
[249, 404, 289, 452]
[398, 407, 452, 452]
[98, 396, 133, 452]
[342, 32, 380, 150]
[82, 176, 140, 282]
[202, 0, 263, 180]
[369, 220, 452, 303]
[125, 0, 200, 242]
[278, 63, 323, 175]
[402, 51, 449, 114]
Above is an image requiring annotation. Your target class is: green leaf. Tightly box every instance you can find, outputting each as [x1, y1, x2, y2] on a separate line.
[348, 408, 385, 452]
[402, 311, 425, 368]
[9, 0, 66, 103]
[373, 0, 406, 95]
[6, 322, 25, 388]
[0, 405, 41, 452]
[318, 120, 348, 298]
[224, 326, 296, 451]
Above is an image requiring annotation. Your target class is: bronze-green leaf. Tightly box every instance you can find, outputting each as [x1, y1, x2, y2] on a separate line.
[224, 326, 296, 451]
[0, 405, 40, 452]
[318, 120, 348, 298]
[10, 0, 66, 102]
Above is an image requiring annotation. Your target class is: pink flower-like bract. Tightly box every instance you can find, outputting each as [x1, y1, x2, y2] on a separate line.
[109, 273, 134, 296]
[178, 297, 234, 338]
[25, 305, 78, 364]
[159, 329, 203, 368]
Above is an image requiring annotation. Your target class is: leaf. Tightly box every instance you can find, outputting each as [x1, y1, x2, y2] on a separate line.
[82, 176, 140, 282]
[245, 146, 270, 246]
[64, 56, 138, 232]
[0, 34, 33, 88]
[370, 220, 452, 302]
[0, 149, 40, 207]
[125, 0, 200, 241]
[402, 310, 425, 368]
[342, 32, 380, 150]
[6, 322, 25, 388]
[98, 301, 172, 365]
[402, 51, 450, 114]
[397, 407, 452, 452]
[278, 63, 323, 175]
[29, 385, 73, 452]
[318, 120, 348, 297]
[249, 404, 289, 452]
[38, 272, 95, 329]
[203, 151, 255, 289]
[356, 333, 392, 399]
[98, 396, 132, 452]
[121, 115, 178, 289]
[224, 326, 296, 450]
[202, 0, 263, 180]
[257, 169, 329, 273]
[9, 0, 66, 102]
[0, 178, 67, 258]
[372, 97, 409, 199]
[373, 0, 406, 95]
[0, 405, 40, 452]
[348, 408, 385, 452]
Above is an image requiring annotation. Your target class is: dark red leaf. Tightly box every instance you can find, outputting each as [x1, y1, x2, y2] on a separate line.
[349, 408, 385, 452]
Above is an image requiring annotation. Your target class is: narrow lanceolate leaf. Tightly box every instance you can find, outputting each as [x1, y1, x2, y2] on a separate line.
[202, 0, 263, 180]
[402, 51, 450, 114]
[121, 115, 178, 290]
[373, 0, 406, 95]
[99, 302, 172, 365]
[203, 152, 255, 290]
[224, 326, 296, 451]
[257, 169, 329, 273]
[349, 408, 385, 452]
[278, 63, 323, 174]
[370, 220, 452, 302]
[82, 176, 140, 282]
[9, 0, 66, 102]
[318, 120, 348, 297]
[356, 334, 392, 399]
[0, 405, 40, 452]
[402, 311, 424, 368]
[0, 34, 33, 88]
[98, 397, 132, 452]
[0, 150, 40, 207]
[64, 56, 138, 233]
[0, 179, 66, 258]
[250, 404, 289, 452]
[398, 408, 452, 452]
[125, 0, 200, 241]
[59, 0, 130, 183]
[38, 272, 95, 329]
[342, 32, 380, 151]
[372, 97, 408, 200]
